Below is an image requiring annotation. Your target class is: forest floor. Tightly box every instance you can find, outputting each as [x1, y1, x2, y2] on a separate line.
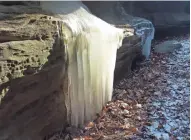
[48, 35, 190, 140]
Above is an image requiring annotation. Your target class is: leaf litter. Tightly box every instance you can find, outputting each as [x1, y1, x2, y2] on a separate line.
[47, 35, 190, 140]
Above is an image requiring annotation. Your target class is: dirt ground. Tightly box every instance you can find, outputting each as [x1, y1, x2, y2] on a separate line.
[47, 34, 190, 140]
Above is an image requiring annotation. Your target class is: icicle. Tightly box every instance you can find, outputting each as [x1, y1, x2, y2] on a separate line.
[40, 1, 124, 127]
[134, 22, 155, 59]
[114, 2, 155, 59]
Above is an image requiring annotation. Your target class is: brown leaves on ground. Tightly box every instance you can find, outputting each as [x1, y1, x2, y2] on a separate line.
[47, 35, 190, 140]
[70, 35, 190, 140]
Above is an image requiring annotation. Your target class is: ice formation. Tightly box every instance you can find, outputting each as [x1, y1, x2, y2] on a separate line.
[134, 22, 155, 59]
[90, 2, 155, 59]
[115, 2, 155, 59]
[40, 1, 124, 127]
[117, 3, 155, 59]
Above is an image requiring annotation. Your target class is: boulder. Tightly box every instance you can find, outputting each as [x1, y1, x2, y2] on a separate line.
[0, 5, 68, 140]
[154, 40, 183, 53]
[0, 2, 143, 139]
[114, 33, 142, 82]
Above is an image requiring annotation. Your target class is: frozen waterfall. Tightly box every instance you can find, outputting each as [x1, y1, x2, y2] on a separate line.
[134, 21, 155, 59]
[40, 1, 124, 127]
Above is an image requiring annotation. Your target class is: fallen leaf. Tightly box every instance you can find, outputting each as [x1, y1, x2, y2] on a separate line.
[136, 104, 142, 108]
[157, 123, 163, 129]
[85, 122, 94, 130]
[144, 121, 152, 126]
[97, 122, 104, 129]
[129, 127, 138, 133]
[83, 136, 94, 140]
[119, 124, 130, 130]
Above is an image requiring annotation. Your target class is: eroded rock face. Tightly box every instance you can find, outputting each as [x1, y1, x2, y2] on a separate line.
[122, 1, 190, 37]
[114, 32, 142, 82]
[0, 2, 143, 139]
[83, 1, 155, 59]
[0, 13, 65, 91]
[122, 1, 190, 27]
[0, 5, 68, 140]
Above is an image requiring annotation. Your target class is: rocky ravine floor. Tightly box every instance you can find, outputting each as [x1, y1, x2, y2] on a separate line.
[47, 35, 190, 140]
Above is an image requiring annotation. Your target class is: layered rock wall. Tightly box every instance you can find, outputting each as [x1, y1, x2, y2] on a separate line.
[83, 1, 155, 59]
[122, 1, 190, 37]
[0, 4, 68, 139]
[0, 1, 144, 139]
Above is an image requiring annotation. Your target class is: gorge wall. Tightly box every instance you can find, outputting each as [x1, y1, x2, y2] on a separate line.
[83, 1, 155, 59]
[0, 1, 159, 139]
[0, 1, 132, 139]
[122, 1, 190, 38]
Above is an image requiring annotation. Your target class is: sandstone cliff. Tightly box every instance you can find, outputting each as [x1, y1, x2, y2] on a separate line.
[0, 2, 143, 139]
[0, 3, 69, 139]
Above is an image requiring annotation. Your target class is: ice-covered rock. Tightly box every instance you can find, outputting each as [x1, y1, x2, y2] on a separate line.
[41, 1, 124, 127]
[126, 19, 154, 59]
[116, 2, 155, 59]
[0, 1, 125, 139]
[84, 1, 155, 59]
[154, 40, 183, 53]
